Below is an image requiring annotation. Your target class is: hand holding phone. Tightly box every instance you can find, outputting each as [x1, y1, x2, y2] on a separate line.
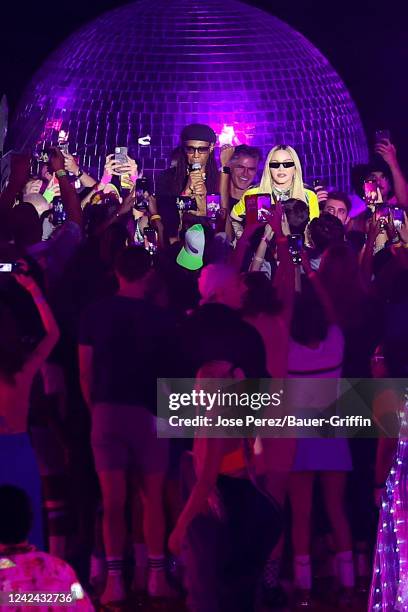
[375, 129, 391, 145]
[176, 196, 198, 212]
[143, 226, 158, 254]
[206, 194, 221, 221]
[288, 234, 303, 265]
[245, 193, 273, 225]
[363, 180, 381, 205]
[114, 147, 129, 174]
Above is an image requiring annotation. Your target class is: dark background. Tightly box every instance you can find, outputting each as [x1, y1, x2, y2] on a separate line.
[1, 0, 408, 166]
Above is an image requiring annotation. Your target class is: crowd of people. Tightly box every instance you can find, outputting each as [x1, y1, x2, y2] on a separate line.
[1, 121, 408, 611]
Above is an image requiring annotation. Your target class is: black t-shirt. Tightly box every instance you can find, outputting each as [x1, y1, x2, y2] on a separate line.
[155, 167, 184, 238]
[176, 303, 268, 379]
[79, 295, 173, 410]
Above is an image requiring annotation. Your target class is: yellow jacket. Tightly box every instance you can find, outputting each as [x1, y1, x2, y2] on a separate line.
[230, 185, 320, 221]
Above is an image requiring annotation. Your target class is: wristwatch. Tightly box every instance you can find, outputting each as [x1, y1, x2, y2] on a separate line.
[76, 169, 84, 179]
[221, 166, 231, 175]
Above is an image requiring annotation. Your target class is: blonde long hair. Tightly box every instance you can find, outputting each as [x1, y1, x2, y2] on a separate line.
[259, 145, 307, 201]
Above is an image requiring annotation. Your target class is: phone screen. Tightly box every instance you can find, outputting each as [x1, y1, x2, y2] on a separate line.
[312, 178, 325, 191]
[0, 263, 13, 273]
[176, 196, 197, 212]
[257, 194, 272, 222]
[114, 146, 128, 169]
[391, 207, 404, 229]
[287, 234, 303, 265]
[363, 180, 378, 204]
[245, 193, 273, 224]
[51, 200, 67, 226]
[375, 129, 391, 144]
[206, 194, 221, 220]
[143, 227, 157, 254]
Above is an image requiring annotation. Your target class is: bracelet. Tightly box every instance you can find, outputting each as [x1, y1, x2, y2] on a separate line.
[254, 255, 264, 262]
[75, 169, 84, 179]
[56, 169, 67, 178]
[150, 214, 162, 222]
[262, 236, 271, 244]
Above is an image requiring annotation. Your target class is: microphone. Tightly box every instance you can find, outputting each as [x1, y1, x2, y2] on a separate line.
[190, 162, 201, 172]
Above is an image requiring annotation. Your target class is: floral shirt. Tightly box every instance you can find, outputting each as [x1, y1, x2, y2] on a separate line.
[0, 547, 93, 611]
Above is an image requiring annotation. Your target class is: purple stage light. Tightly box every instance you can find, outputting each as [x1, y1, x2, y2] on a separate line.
[11, 0, 368, 189]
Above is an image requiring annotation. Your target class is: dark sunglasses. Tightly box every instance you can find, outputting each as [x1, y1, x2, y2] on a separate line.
[269, 161, 295, 169]
[184, 146, 210, 155]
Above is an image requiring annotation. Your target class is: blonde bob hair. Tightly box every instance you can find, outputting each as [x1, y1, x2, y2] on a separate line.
[259, 145, 307, 202]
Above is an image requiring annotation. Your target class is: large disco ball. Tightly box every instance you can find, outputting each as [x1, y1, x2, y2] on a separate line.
[11, 0, 367, 189]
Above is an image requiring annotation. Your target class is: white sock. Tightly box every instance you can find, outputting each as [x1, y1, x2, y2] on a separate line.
[335, 550, 355, 588]
[294, 554, 312, 590]
[106, 556, 124, 577]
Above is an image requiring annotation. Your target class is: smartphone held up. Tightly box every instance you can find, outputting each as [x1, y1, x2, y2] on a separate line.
[287, 234, 303, 265]
[375, 129, 391, 145]
[245, 193, 273, 225]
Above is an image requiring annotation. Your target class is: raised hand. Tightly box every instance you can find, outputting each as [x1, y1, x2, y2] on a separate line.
[316, 189, 329, 203]
[119, 155, 138, 179]
[62, 152, 80, 175]
[220, 144, 235, 167]
[375, 139, 398, 167]
[103, 154, 122, 177]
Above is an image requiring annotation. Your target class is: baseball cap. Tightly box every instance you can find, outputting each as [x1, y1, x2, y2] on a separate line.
[176, 224, 205, 270]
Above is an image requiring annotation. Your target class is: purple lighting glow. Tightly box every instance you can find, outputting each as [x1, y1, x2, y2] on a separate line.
[11, 0, 368, 188]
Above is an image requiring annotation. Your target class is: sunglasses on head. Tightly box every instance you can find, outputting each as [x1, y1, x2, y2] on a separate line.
[269, 161, 295, 169]
[184, 146, 210, 155]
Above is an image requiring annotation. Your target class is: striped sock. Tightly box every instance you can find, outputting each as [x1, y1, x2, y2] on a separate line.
[148, 555, 166, 572]
[106, 557, 124, 577]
